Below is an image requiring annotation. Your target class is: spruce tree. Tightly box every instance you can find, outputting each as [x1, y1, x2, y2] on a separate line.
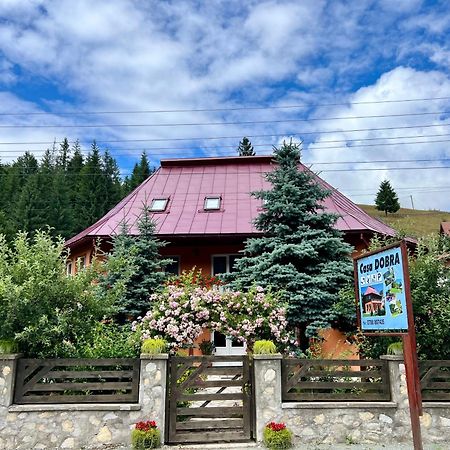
[237, 137, 255, 156]
[124, 151, 154, 194]
[375, 180, 400, 216]
[226, 141, 352, 347]
[75, 141, 106, 230]
[103, 206, 173, 319]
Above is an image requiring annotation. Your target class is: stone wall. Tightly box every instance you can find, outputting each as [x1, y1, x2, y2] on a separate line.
[0, 354, 167, 450]
[254, 354, 450, 446]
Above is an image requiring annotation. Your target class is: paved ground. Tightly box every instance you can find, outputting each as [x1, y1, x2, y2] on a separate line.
[99, 442, 449, 450]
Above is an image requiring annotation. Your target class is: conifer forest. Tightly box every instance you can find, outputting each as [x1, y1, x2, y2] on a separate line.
[0, 138, 153, 241]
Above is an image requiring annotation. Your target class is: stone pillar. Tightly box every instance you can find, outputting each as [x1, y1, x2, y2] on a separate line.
[140, 354, 168, 444]
[0, 354, 21, 408]
[253, 354, 283, 442]
[380, 355, 408, 407]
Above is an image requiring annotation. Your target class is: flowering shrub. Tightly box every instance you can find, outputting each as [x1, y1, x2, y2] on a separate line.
[135, 420, 157, 431]
[133, 269, 295, 353]
[263, 422, 292, 449]
[267, 422, 286, 432]
[131, 420, 160, 449]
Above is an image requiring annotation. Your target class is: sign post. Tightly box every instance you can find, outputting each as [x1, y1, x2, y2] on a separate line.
[353, 241, 423, 450]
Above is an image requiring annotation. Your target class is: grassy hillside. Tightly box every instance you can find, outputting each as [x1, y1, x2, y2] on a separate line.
[358, 204, 450, 238]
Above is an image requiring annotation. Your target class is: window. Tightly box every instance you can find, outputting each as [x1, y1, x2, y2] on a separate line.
[166, 256, 180, 276]
[150, 198, 169, 212]
[212, 254, 241, 276]
[66, 261, 73, 276]
[204, 196, 221, 210]
[77, 256, 86, 270]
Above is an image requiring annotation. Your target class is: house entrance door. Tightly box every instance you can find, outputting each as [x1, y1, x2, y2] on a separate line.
[213, 332, 246, 357]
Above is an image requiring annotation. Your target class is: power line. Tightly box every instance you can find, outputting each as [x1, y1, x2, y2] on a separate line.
[1, 95, 450, 117]
[3, 136, 450, 156]
[2, 122, 450, 146]
[1, 110, 450, 128]
[2, 166, 449, 177]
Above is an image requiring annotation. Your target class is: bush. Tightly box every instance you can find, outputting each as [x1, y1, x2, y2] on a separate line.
[263, 422, 292, 449]
[0, 231, 121, 357]
[131, 421, 160, 449]
[141, 338, 167, 355]
[135, 274, 295, 354]
[77, 322, 140, 358]
[254, 340, 277, 354]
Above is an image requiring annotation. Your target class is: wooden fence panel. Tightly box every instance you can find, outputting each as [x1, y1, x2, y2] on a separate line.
[420, 360, 450, 401]
[282, 358, 391, 402]
[14, 358, 140, 404]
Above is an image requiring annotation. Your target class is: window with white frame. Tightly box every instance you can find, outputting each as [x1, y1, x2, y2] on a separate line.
[66, 261, 73, 276]
[150, 198, 169, 212]
[212, 254, 241, 276]
[204, 196, 221, 211]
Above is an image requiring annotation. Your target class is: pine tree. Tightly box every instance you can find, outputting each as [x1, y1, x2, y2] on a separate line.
[226, 141, 352, 347]
[375, 180, 400, 216]
[237, 137, 255, 156]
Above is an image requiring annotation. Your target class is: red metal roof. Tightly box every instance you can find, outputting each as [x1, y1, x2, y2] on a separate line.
[363, 286, 382, 297]
[66, 155, 397, 247]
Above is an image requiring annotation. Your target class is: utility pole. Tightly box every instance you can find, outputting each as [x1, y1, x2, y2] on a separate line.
[410, 195, 415, 210]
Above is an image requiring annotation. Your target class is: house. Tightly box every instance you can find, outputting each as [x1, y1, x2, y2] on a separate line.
[440, 222, 450, 236]
[65, 155, 399, 356]
[362, 286, 384, 315]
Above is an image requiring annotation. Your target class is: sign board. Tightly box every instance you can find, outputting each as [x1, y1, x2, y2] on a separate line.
[355, 244, 409, 333]
[353, 241, 423, 450]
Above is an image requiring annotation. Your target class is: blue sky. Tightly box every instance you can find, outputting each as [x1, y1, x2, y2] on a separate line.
[1, 0, 450, 210]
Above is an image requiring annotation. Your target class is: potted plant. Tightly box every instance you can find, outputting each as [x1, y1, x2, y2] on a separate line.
[141, 338, 167, 355]
[131, 420, 161, 449]
[254, 340, 278, 355]
[263, 422, 292, 449]
[387, 341, 403, 356]
[199, 339, 214, 355]
[0, 339, 18, 355]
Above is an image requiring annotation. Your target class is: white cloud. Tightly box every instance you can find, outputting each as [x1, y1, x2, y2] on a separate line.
[0, 1, 449, 212]
[305, 67, 450, 211]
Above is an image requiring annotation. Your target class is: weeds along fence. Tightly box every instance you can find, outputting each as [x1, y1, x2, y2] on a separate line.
[13, 358, 140, 404]
[281, 359, 391, 402]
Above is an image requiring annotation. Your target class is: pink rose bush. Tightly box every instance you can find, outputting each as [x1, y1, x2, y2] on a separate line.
[132, 270, 294, 353]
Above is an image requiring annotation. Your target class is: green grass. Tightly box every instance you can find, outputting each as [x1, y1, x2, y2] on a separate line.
[358, 204, 450, 238]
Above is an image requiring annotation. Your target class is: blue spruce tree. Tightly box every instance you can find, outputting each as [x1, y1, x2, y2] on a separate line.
[227, 141, 352, 348]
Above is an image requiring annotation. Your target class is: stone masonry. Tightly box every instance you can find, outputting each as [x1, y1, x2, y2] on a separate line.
[0, 354, 167, 450]
[254, 354, 450, 446]
[2, 353, 450, 448]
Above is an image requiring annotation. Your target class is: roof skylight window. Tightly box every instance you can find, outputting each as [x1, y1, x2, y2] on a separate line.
[204, 196, 221, 210]
[150, 198, 169, 212]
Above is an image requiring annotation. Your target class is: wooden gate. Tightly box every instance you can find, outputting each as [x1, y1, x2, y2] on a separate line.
[167, 355, 253, 444]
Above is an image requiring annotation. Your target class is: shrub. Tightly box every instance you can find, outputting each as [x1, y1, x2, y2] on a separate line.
[387, 341, 403, 356]
[263, 422, 292, 449]
[254, 340, 277, 355]
[141, 338, 167, 355]
[78, 322, 140, 358]
[131, 421, 160, 449]
[134, 277, 295, 353]
[0, 231, 121, 357]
